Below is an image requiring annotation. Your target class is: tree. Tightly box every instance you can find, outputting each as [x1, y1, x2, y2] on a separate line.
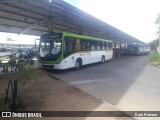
[155, 14, 160, 52]
[149, 39, 159, 51]
[155, 14, 160, 64]
[155, 14, 160, 25]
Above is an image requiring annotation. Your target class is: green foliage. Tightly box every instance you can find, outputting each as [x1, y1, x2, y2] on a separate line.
[149, 40, 159, 51]
[153, 14, 160, 52]
[150, 52, 160, 66]
[155, 14, 160, 25]
[17, 62, 40, 85]
[1, 61, 41, 110]
[155, 14, 160, 34]
[16, 62, 41, 107]
[11, 55, 17, 61]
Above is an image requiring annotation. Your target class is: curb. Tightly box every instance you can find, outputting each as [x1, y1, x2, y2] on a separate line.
[47, 71, 135, 120]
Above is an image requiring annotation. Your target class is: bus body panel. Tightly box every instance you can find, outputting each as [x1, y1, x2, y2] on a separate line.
[54, 50, 113, 70]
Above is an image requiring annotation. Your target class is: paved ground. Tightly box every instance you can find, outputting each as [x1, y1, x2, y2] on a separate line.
[0, 70, 132, 120]
[51, 55, 160, 118]
[1, 54, 160, 119]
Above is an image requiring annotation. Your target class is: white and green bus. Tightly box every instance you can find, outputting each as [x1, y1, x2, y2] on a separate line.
[38, 32, 113, 70]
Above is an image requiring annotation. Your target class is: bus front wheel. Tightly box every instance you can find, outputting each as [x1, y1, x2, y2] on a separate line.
[75, 59, 82, 70]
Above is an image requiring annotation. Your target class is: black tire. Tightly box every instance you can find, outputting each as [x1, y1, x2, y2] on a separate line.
[75, 59, 81, 70]
[101, 56, 105, 64]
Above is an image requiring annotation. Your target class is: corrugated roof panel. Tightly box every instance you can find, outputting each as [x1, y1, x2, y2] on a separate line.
[0, 0, 143, 43]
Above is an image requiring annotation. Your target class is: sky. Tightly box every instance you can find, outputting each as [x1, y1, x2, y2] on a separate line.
[0, 32, 39, 45]
[0, 0, 160, 44]
[63, 0, 160, 43]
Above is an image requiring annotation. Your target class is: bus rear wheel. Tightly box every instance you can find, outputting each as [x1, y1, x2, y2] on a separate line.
[75, 59, 82, 70]
[101, 56, 105, 64]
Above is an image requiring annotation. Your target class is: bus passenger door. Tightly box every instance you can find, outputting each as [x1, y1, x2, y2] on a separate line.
[64, 37, 76, 68]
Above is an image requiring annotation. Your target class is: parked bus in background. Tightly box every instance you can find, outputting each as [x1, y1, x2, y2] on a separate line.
[38, 32, 113, 70]
[128, 43, 151, 55]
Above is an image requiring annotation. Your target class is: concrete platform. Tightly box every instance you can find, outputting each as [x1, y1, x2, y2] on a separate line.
[51, 55, 160, 120]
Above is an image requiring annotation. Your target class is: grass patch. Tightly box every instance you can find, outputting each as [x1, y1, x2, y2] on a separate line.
[150, 52, 160, 66]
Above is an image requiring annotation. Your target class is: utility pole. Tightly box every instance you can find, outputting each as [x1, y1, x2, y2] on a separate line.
[155, 25, 158, 52]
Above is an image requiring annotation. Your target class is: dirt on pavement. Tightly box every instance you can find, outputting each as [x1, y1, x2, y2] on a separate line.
[0, 70, 133, 120]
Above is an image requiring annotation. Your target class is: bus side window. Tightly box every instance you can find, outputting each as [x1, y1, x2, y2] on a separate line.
[106, 42, 108, 50]
[97, 42, 101, 50]
[80, 40, 84, 50]
[91, 41, 96, 50]
[80, 39, 90, 50]
[86, 40, 90, 50]
[102, 42, 105, 50]
[108, 42, 113, 50]
[95, 42, 97, 50]
[104, 42, 107, 50]
[110, 43, 113, 49]
[89, 41, 91, 50]
[64, 37, 76, 57]
[108, 42, 111, 50]
[100, 42, 102, 50]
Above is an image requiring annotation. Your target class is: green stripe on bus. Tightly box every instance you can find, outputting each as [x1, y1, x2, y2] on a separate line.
[63, 32, 112, 42]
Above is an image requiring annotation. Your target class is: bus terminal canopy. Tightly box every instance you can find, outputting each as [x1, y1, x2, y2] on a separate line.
[0, 0, 142, 43]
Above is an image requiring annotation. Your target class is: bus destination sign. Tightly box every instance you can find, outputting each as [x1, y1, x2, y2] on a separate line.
[41, 33, 62, 40]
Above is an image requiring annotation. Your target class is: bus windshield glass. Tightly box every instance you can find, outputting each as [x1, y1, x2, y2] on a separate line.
[129, 45, 138, 51]
[39, 39, 61, 61]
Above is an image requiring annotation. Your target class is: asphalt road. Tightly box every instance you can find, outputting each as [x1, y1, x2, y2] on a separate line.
[52, 55, 160, 112]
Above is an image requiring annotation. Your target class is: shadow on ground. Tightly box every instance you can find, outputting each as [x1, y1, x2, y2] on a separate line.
[49, 55, 150, 106]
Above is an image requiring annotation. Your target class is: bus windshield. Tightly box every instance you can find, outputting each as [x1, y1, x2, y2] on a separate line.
[129, 45, 139, 52]
[39, 40, 61, 61]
